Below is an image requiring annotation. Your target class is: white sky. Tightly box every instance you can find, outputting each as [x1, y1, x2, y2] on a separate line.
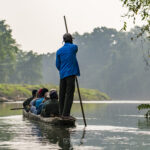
[0, 0, 142, 54]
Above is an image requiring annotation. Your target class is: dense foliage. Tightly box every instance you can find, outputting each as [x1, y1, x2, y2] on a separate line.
[10, 50, 42, 84]
[121, 0, 150, 38]
[138, 104, 150, 118]
[0, 20, 110, 100]
[0, 20, 42, 84]
[42, 27, 150, 99]
[0, 20, 18, 82]
[1, 20, 150, 100]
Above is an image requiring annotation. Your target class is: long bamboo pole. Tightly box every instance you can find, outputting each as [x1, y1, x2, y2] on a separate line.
[63, 16, 87, 126]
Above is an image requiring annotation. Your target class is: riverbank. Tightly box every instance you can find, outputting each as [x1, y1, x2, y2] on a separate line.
[0, 84, 110, 102]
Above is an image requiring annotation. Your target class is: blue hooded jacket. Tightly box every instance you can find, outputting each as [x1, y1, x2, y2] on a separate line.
[35, 98, 44, 110]
[56, 43, 80, 79]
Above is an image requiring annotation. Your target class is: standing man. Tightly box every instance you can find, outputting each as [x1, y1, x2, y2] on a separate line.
[56, 33, 80, 118]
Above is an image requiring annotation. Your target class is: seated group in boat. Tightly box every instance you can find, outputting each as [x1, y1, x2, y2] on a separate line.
[23, 88, 59, 117]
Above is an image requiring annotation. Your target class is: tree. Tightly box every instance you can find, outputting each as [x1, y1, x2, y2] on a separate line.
[121, 0, 150, 38]
[0, 20, 18, 82]
[28, 26, 150, 99]
[12, 50, 43, 84]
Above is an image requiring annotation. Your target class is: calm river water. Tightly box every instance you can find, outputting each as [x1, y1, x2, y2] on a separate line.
[0, 101, 150, 150]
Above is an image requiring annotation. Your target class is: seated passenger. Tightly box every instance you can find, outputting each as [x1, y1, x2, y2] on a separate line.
[35, 88, 48, 110]
[30, 100, 37, 114]
[30, 88, 42, 114]
[23, 89, 37, 112]
[37, 92, 49, 115]
[41, 89, 59, 117]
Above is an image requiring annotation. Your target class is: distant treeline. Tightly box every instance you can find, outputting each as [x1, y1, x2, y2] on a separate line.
[0, 84, 110, 101]
[1, 20, 150, 99]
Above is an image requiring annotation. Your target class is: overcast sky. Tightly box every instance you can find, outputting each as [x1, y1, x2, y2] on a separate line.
[0, 0, 142, 54]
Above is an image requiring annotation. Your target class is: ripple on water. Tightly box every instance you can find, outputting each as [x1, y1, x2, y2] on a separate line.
[74, 125, 150, 135]
[1, 101, 150, 150]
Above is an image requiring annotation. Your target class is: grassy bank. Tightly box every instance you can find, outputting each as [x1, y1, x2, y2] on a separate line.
[0, 84, 110, 101]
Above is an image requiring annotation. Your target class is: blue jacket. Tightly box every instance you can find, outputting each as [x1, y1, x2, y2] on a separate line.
[35, 98, 44, 110]
[37, 103, 44, 115]
[56, 43, 80, 79]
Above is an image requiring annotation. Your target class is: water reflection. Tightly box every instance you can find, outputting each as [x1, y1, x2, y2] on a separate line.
[0, 116, 21, 150]
[0, 102, 22, 117]
[138, 118, 150, 129]
[0, 115, 73, 150]
[0, 121, 14, 143]
[1, 101, 150, 150]
[26, 120, 73, 150]
[79, 127, 86, 146]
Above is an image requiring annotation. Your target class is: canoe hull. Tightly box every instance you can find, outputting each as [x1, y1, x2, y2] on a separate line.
[23, 110, 76, 126]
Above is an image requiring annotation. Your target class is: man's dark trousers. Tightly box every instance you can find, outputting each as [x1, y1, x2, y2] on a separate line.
[59, 75, 75, 116]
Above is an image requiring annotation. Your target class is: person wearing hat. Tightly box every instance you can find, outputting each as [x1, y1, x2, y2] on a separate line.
[56, 33, 80, 117]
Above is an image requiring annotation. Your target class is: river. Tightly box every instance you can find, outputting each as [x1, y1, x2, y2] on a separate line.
[0, 101, 150, 150]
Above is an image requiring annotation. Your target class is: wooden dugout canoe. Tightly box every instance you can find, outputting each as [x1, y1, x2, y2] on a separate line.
[23, 110, 76, 126]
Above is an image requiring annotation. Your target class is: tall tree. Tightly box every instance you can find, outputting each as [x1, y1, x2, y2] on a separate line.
[11, 50, 43, 84]
[42, 27, 150, 99]
[0, 20, 18, 82]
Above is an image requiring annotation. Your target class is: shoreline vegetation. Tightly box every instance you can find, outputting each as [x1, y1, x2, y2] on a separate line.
[0, 84, 110, 102]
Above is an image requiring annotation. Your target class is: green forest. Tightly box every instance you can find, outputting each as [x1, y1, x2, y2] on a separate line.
[0, 84, 109, 101]
[1, 20, 150, 100]
[42, 27, 150, 100]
